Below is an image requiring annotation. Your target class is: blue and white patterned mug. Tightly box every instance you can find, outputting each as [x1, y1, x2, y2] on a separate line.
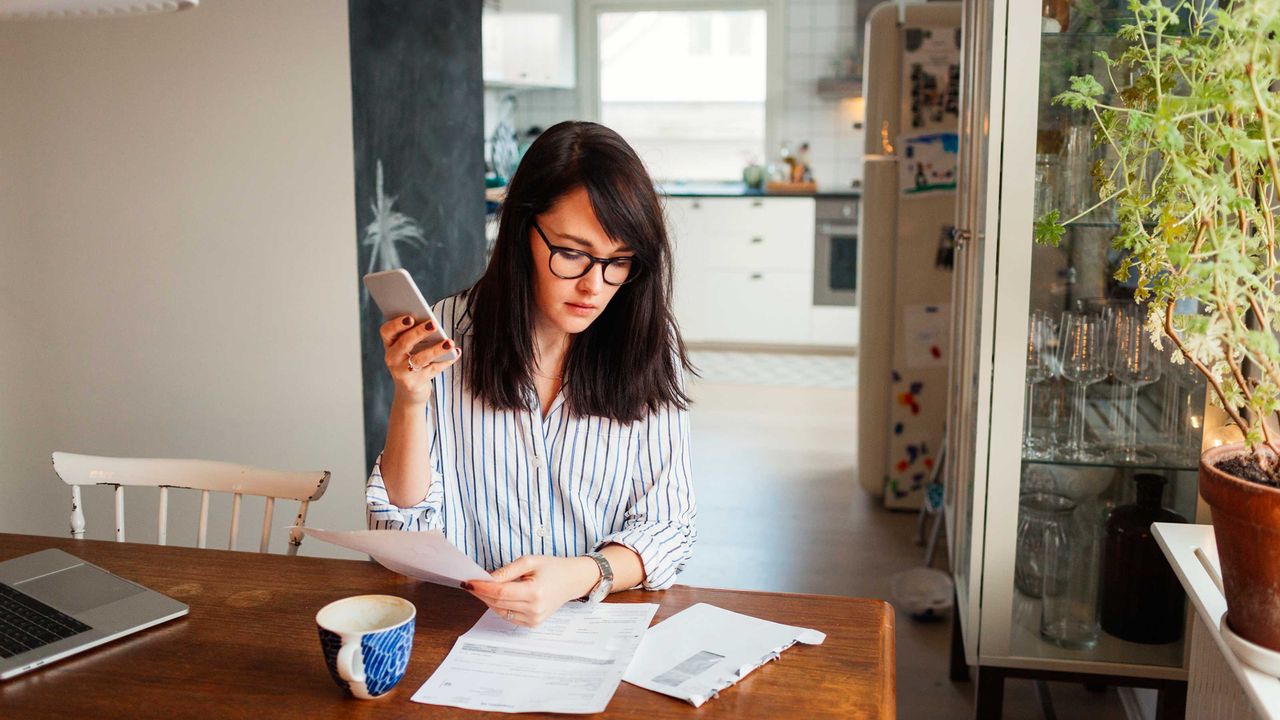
[316, 595, 415, 699]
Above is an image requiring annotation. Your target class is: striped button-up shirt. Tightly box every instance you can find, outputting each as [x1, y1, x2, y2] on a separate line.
[366, 294, 696, 590]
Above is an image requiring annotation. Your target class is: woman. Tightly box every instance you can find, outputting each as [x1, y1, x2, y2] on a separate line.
[366, 121, 696, 628]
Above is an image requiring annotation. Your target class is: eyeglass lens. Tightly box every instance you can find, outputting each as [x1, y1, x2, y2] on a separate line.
[549, 250, 633, 285]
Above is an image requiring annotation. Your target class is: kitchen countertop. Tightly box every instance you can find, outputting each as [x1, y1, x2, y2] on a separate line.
[658, 181, 861, 199]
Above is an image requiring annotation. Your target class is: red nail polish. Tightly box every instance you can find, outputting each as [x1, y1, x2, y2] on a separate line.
[402, 317, 412, 326]
[443, 340, 453, 349]
[425, 322, 435, 331]
[461, 581, 473, 591]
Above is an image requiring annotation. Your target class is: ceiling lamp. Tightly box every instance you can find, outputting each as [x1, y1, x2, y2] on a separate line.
[0, 0, 197, 20]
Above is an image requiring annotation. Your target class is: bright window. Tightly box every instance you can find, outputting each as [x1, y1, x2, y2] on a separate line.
[597, 9, 767, 182]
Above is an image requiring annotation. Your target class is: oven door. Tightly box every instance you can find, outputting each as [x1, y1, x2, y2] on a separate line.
[813, 221, 859, 306]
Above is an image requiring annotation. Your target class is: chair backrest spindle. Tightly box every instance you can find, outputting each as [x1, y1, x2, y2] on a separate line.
[258, 496, 274, 553]
[198, 490, 210, 549]
[157, 486, 169, 546]
[288, 500, 312, 557]
[70, 485, 86, 540]
[114, 485, 125, 542]
[228, 493, 242, 551]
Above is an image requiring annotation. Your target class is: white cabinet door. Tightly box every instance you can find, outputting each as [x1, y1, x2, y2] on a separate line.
[667, 196, 819, 346]
[811, 306, 859, 347]
[483, 0, 576, 88]
[705, 269, 811, 344]
[698, 198, 816, 273]
[666, 197, 710, 341]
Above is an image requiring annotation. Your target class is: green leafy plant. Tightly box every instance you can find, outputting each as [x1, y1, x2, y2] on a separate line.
[1034, 0, 1280, 472]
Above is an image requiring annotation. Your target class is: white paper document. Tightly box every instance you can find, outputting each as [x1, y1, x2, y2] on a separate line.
[298, 528, 492, 587]
[623, 603, 826, 707]
[412, 602, 659, 714]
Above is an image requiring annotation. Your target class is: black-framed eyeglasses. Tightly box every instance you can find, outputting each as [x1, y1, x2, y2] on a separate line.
[532, 219, 639, 286]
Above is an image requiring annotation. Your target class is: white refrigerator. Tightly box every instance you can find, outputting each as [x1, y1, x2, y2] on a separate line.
[857, 1, 962, 510]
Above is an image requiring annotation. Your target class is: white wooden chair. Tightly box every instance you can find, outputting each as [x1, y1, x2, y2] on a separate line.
[51, 452, 331, 555]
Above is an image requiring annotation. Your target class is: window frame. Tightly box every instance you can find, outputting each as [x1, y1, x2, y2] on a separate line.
[576, 0, 786, 181]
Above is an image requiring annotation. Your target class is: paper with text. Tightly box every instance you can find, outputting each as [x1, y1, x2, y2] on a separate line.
[412, 602, 659, 714]
[623, 603, 826, 707]
[298, 528, 492, 586]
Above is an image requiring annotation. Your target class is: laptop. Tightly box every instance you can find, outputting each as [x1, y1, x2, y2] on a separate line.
[0, 548, 189, 680]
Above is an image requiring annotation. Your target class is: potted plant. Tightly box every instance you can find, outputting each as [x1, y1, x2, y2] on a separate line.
[1034, 0, 1280, 652]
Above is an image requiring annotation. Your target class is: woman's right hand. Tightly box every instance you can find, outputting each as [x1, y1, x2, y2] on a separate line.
[380, 315, 460, 405]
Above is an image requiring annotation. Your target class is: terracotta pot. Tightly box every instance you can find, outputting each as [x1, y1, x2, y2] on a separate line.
[1200, 443, 1280, 652]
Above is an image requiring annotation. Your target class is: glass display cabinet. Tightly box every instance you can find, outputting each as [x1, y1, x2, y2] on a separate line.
[943, 0, 1211, 715]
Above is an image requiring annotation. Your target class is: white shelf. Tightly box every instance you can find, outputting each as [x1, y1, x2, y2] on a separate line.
[1153, 523, 1280, 718]
[1005, 592, 1186, 677]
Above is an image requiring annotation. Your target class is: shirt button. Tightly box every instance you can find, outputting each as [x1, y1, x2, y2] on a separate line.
[534, 525, 550, 539]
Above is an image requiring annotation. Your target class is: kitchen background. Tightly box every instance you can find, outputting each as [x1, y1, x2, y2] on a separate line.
[475, 0, 873, 361]
[482, 0, 869, 190]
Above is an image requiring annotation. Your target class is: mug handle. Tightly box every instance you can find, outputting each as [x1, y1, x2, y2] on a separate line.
[337, 639, 367, 686]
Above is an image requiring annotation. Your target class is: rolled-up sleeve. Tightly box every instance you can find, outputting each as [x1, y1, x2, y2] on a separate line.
[365, 390, 446, 531]
[596, 401, 696, 590]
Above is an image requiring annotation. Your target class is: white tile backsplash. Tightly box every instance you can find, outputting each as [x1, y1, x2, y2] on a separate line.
[780, 0, 864, 188]
[482, 0, 866, 189]
[787, 1, 813, 29]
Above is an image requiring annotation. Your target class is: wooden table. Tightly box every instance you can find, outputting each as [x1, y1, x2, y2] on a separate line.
[0, 534, 895, 719]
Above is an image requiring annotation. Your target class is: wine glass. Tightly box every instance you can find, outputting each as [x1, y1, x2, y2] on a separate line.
[1167, 350, 1207, 466]
[1059, 312, 1109, 461]
[1111, 307, 1162, 463]
[1024, 311, 1060, 459]
[1077, 298, 1129, 445]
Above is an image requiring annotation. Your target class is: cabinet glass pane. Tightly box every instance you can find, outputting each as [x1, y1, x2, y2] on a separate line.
[1010, 7, 1206, 669]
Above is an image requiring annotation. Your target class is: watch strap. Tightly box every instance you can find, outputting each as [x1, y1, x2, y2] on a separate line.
[584, 551, 613, 604]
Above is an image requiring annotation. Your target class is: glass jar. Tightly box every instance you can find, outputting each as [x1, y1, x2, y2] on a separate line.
[1041, 502, 1103, 650]
[1015, 492, 1075, 598]
[1033, 154, 1061, 219]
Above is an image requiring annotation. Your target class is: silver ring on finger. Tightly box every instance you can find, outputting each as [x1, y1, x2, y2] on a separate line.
[407, 353, 423, 372]
[506, 609, 514, 621]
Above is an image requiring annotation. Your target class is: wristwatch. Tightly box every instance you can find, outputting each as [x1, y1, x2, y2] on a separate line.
[582, 551, 613, 604]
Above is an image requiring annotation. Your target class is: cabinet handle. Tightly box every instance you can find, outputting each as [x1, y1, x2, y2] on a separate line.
[750, 236, 763, 244]
[691, 201, 701, 209]
[750, 200, 764, 208]
[750, 273, 763, 280]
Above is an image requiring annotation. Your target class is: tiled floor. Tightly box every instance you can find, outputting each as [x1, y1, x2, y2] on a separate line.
[689, 349, 858, 389]
[679, 363, 1131, 720]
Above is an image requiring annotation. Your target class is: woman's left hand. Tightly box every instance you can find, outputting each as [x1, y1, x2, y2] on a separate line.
[463, 555, 598, 628]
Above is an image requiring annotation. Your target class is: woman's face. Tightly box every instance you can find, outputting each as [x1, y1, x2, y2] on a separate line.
[529, 186, 633, 336]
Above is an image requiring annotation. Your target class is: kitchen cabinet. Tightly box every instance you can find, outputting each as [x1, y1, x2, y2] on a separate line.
[482, 0, 576, 89]
[665, 196, 846, 347]
[945, 0, 1205, 710]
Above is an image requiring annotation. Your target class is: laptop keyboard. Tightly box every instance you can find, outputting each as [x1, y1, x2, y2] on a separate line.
[0, 583, 92, 658]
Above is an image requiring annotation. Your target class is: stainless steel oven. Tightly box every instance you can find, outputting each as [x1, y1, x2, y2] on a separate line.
[814, 197, 859, 306]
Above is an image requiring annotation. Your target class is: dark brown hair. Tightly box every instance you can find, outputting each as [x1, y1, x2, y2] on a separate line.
[465, 121, 691, 422]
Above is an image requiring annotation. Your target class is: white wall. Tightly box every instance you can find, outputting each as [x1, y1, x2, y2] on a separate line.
[0, 0, 367, 557]
[0, 31, 41, 539]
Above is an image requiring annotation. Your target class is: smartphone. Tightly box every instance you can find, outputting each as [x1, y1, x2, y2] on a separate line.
[362, 269, 459, 363]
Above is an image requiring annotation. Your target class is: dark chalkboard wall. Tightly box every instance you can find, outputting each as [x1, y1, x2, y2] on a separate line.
[349, 0, 486, 472]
